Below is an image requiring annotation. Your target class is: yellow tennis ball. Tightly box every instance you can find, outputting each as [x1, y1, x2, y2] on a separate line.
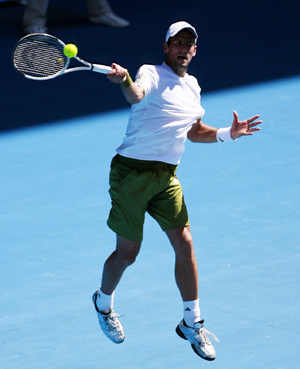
[64, 44, 78, 58]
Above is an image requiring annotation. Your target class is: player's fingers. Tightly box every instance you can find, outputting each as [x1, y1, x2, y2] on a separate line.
[107, 67, 117, 80]
[249, 120, 263, 127]
[110, 62, 120, 70]
[252, 127, 261, 131]
[232, 110, 238, 123]
[109, 63, 126, 75]
[247, 114, 260, 123]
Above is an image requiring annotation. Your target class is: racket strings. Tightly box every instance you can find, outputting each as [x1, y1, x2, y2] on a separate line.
[13, 36, 69, 79]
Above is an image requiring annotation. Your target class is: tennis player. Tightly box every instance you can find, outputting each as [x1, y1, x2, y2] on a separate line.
[92, 21, 262, 361]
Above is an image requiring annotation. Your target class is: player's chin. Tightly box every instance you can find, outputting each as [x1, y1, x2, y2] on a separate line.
[176, 58, 188, 67]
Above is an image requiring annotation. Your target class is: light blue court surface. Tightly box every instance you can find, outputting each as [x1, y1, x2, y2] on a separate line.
[1, 76, 299, 369]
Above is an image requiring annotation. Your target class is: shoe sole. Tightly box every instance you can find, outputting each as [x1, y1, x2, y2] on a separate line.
[175, 325, 215, 361]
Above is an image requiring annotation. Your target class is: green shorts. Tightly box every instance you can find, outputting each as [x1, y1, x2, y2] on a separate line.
[107, 154, 189, 242]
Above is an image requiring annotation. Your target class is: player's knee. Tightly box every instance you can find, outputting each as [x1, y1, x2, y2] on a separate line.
[116, 249, 139, 267]
[179, 239, 194, 258]
[116, 237, 141, 267]
[174, 233, 194, 259]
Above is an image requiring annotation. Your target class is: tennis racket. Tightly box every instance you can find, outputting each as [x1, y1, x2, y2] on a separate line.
[12, 33, 112, 81]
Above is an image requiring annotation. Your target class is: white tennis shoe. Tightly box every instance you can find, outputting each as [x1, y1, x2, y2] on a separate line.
[176, 319, 219, 360]
[92, 291, 125, 344]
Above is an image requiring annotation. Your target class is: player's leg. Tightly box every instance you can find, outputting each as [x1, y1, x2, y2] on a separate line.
[148, 172, 199, 308]
[92, 235, 141, 344]
[165, 226, 198, 302]
[101, 235, 142, 296]
[166, 226, 219, 360]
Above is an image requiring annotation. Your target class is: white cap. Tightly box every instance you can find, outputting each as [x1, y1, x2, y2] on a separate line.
[165, 21, 198, 43]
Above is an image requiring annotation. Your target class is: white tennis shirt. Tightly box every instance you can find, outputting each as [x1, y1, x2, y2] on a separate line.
[116, 63, 205, 164]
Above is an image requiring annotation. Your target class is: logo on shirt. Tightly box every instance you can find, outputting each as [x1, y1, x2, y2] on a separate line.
[135, 73, 144, 84]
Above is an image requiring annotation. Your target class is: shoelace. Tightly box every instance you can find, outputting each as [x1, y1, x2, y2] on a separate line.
[101, 312, 124, 332]
[199, 326, 219, 343]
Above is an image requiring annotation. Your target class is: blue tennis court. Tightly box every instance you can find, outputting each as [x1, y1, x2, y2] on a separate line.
[1, 75, 299, 369]
[1, 0, 300, 367]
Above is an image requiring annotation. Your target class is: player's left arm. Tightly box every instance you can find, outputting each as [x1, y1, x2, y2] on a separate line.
[187, 111, 262, 143]
[187, 119, 218, 143]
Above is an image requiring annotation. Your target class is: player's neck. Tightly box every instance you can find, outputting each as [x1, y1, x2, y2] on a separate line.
[165, 60, 187, 77]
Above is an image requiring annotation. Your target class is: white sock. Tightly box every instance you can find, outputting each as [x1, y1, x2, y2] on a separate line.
[96, 288, 114, 314]
[183, 299, 200, 327]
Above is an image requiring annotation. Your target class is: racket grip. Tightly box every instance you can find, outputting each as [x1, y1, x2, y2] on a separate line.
[92, 64, 112, 74]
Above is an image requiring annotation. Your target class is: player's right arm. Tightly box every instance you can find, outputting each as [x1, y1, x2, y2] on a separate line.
[108, 63, 145, 104]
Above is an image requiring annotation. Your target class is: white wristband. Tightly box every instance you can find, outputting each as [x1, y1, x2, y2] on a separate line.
[216, 127, 235, 142]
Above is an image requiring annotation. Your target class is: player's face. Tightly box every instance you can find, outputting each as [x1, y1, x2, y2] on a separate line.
[164, 30, 197, 76]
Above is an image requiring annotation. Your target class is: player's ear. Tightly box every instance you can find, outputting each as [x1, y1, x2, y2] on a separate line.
[192, 45, 197, 57]
[163, 42, 169, 54]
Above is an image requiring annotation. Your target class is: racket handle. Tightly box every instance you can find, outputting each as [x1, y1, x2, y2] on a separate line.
[92, 64, 112, 74]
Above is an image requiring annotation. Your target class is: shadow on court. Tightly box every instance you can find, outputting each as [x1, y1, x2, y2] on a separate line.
[0, 0, 299, 132]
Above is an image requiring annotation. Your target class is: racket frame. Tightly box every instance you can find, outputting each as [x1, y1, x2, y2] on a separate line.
[12, 33, 112, 81]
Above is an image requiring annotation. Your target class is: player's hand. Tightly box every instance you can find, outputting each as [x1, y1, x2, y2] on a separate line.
[108, 63, 128, 84]
[230, 110, 262, 139]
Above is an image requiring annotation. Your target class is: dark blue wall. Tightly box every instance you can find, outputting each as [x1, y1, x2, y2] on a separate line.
[0, 0, 299, 132]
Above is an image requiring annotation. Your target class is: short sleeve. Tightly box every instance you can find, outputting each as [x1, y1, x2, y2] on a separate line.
[134, 65, 157, 96]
